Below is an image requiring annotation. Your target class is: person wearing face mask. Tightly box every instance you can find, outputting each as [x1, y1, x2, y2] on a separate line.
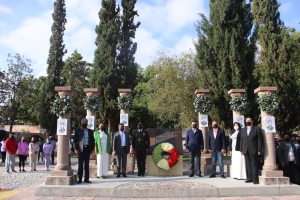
[240, 117, 262, 184]
[18, 137, 28, 172]
[29, 137, 39, 171]
[43, 138, 53, 171]
[185, 120, 204, 177]
[5, 133, 18, 173]
[73, 118, 95, 184]
[208, 121, 226, 178]
[229, 122, 246, 180]
[113, 123, 130, 177]
[132, 121, 150, 177]
[277, 134, 299, 184]
[94, 123, 110, 179]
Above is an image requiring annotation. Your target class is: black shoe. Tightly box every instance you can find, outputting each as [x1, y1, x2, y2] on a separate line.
[197, 174, 202, 177]
[12, 170, 17, 173]
[122, 174, 127, 177]
[77, 180, 82, 184]
[141, 174, 145, 177]
[189, 174, 194, 177]
[6, 170, 9, 173]
[117, 174, 120, 178]
[138, 173, 141, 176]
[209, 174, 216, 178]
[84, 180, 92, 183]
[245, 179, 253, 183]
[253, 181, 259, 184]
[19, 169, 21, 172]
[221, 175, 225, 178]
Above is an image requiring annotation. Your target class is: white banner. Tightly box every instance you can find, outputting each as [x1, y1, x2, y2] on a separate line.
[86, 116, 95, 130]
[120, 114, 129, 127]
[199, 114, 208, 127]
[235, 115, 245, 128]
[57, 118, 67, 135]
[264, 116, 276, 133]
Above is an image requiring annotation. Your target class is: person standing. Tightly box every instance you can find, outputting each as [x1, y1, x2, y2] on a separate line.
[1, 137, 7, 163]
[277, 133, 299, 184]
[94, 123, 110, 179]
[43, 138, 53, 171]
[229, 122, 246, 179]
[132, 122, 150, 177]
[208, 121, 226, 178]
[113, 123, 130, 177]
[18, 136, 29, 172]
[5, 134, 18, 173]
[185, 120, 204, 177]
[240, 117, 262, 184]
[49, 136, 56, 165]
[37, 138, 44, 164]
[73, 118, 95, 184]
[28, 137, 39, 171]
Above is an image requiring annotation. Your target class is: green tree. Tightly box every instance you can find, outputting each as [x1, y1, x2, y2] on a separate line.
[194, 0, 257, 130]
[252, 0, 300, 133]
[116, 0, 140, 89]
[40, 0, 67, 134]
[90, 0, 120, 133]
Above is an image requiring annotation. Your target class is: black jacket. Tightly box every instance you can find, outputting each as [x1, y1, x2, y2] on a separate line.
[73, 128, 95, 153]
[132, 129, 150, 151]
[240, 125, 262, 155]
[277, 142, 299, 166]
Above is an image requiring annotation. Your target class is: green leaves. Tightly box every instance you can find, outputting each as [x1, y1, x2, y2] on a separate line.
[229, 95, 249, 114]
[257, 93, 279, 115]
[51, 96, 75, 117]
[193, 95, 213, 114]
[83, 95, 101, 112]
[117, 94, 133, 110]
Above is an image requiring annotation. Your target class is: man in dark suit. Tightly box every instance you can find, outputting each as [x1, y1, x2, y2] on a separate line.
[132, 121, 150, 177]
[208, 121, 226, 178]
[73, 118, 95, 184]
[185, 120, 204, 177]
[113, 123, 130, 177]
[240, 117, 262, 184]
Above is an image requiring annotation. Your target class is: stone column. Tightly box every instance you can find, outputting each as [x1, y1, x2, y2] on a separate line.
[83, 88, 99, 178]
[254, 86, 289, 185]
[118, 89, 134, 174]
[194, 89, 211, 175]
[45, 86, 77, 185]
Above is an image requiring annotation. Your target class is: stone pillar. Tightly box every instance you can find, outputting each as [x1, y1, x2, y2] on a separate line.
[118, 89, 135, 174]
[194, 89, 211, 175]
[45, 86, 77, 185]
[254, 86, 289, 185]
[83, 88, 99, 178]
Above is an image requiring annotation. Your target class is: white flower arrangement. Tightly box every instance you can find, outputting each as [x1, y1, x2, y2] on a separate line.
[51, 96, 75, 117]
[117, 94, 133, 110]
[229, 94, 249, 113]
[161, 143, 174, 152]
[83, 95, 100, 112]
[157, 159, 170, 170]
[193, 95, 213, 113]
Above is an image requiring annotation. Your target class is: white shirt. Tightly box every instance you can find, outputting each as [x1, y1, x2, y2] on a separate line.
[247, 126, 252, 136]
[120, 132, 126, 146]
[213, 129, 217, 139]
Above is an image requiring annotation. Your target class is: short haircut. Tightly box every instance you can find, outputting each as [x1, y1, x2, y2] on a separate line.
[81, 118, 88, 123]
[192, 120, 197, 123]
[283, 133, 290, 137]
[118, 123, 124, 126]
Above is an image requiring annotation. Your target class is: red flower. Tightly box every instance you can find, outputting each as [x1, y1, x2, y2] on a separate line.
[167, 148, 179, 168]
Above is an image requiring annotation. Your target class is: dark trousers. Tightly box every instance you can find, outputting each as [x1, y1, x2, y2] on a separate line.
[19, 155, 26, 169]
[244, 153, 259, 181]
[51, 151, 55, 164]
[136, 151, 146, 175]
[282, 161, 296, 184]
[117, 148, 127, 175]
[189, 150, 201, 175]
[77, 146, 91, 181]
[1, 152, 6, 162]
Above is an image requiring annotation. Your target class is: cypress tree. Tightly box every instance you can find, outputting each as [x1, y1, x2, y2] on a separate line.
[116, 0, 140, 89]
[40, 0, 67, 134]
[90, 0, 120, 133]
[195, 0, 257, 129]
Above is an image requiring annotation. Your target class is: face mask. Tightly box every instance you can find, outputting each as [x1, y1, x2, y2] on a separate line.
[246, 122, 252, 126]
[212, 124, 218, 129]
[82, 124, 87, 128]
[22, 139, 25, 142]
[10, 136, 14, 139]
[192, 124, 197, 128]
[120, 127, 124, 131]
[284, 138, 290, 142]
[234, 126, 239, 131]
[46, 140, 51, 144]
[100, 126, 105, 131]
[137, 125, 142, 129]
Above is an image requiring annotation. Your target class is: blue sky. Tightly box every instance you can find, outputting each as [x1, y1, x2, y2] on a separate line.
[0, 0, 299, 77]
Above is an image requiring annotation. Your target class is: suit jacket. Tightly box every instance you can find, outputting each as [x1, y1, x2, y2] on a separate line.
[132, 129, 150, 151]
[185, 129, 204, 151]
[73, 128, 95, 153]
[229, 131, 241, 152]
[277, 142, 299, 165]
[113, 131, 130, 155]
[208, 128, 226, 152]
[240, 125, 262, 156]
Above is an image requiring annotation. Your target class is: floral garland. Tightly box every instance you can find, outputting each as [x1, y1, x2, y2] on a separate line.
[83, 95, 100, 112]
[193, 95, 213, 113]
[257, 93, 279, 114]
[51, 96, 75, 117]
[229, 94, 249, 113]
[152, 143, 179, 170]
[117, 94, 133, 110]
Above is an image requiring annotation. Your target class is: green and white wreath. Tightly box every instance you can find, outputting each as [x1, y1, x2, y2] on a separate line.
[257, 93, 279, 115]
[193, 95, 213, 113]
[229, 94, 249, 113]
[51, 96, 75, 117]
[117, 94, 133, 110]
[83, 95, 100, 112]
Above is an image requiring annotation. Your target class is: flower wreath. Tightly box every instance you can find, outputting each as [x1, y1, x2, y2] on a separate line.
[51, 96, 75, 117]
[83, 95, 100, 112]
[193, 95, 213, 113]
[229, 94, 249, 113]
[257, 93, 279, 115]
[152, 143, 179, 170]
[117, 94, 133, 110]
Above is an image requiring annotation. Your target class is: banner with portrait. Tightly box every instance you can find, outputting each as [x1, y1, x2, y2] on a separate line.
[264, 116, 276, 133]
[57, 118, 67, 135]
[86, 116, 95, 130]
[199, 114, 208, 127]
[120, 114, 129, 126]
[235, 115, 245, 128]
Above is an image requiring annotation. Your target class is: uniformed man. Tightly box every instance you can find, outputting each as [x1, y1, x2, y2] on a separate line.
[132, 122, 150, 176]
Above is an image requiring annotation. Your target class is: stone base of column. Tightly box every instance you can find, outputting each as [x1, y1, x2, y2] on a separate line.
[259, 170, 290, 185]
[201, 154, 212, 176]
[45, 169, 77, 185]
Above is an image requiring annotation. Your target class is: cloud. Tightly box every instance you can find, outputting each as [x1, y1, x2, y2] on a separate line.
[0, 5, 12, 14]
[174, 35, 196, 54]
